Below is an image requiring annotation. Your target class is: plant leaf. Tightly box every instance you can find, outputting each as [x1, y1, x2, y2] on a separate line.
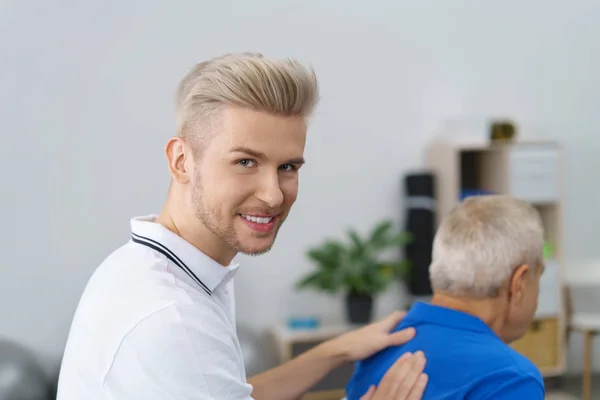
[296, 219, 412, 296]
[369, 220, 393, 243]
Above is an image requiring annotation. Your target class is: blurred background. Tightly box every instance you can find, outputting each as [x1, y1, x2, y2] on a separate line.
[1, 0, 600, 399]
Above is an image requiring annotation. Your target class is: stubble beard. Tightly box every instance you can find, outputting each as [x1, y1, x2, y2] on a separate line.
[191, 179, 284, 257]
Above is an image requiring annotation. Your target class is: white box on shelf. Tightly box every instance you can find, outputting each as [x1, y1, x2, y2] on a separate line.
[508, 145, 559, 203]
[536, 259, 560, 318]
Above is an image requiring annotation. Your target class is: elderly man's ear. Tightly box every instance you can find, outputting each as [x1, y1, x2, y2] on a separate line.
[508, 264, 531, 302]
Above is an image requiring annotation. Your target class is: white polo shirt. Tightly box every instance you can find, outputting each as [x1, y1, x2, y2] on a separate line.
[57, 215, 254, 400]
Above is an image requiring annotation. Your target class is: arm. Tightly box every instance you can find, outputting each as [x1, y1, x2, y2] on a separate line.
[249, 312, 420, 400]
[248, 339, 345, 400]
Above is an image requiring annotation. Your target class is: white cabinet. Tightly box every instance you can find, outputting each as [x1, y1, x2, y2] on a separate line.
[508, 146, 559, 203]
[536, 259, 560, 318]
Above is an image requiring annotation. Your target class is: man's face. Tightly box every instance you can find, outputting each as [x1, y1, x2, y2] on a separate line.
[188, 106, 307, 257]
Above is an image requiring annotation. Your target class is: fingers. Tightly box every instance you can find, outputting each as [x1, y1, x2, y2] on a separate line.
[379, 311, 407, 330]
[359, 385, 376, 400]
[407, 373, 428, 400]
[376, 351, 427, 399]
[387, 327, 416, 346]
[377, 352, 416, 393]
[394, 352, 426, 399]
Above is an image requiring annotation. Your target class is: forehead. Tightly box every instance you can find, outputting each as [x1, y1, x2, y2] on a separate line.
[215, 106, 307, 155]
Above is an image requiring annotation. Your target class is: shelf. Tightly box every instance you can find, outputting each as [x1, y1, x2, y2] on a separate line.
[425, 138, 567, 377]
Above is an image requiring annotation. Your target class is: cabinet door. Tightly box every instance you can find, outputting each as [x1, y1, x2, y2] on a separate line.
[510, 318, 558, 369]
[507, 145, 560, 203]
[536, 259, 560, 318]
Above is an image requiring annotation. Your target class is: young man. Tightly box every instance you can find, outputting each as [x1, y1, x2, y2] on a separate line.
[56, 53, 428, 400]
[345, 195, 546, 400]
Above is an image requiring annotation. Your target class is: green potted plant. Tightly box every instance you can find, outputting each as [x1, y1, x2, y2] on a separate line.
[295, 220, 412, 324]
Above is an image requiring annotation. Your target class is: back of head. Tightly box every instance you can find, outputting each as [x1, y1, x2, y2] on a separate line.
[174, 52, 320, 143]
[429, 195, 544, 298]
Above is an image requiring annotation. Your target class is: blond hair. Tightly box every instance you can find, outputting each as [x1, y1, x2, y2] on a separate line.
[174, 52, 320, 140]
[429, 195, 544, 297]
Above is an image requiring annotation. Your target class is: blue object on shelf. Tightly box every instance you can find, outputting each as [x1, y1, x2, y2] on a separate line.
[460, 189, 494, 201]
[287, 316, 320, 330]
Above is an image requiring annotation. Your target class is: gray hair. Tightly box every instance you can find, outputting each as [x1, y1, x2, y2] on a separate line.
[429, 195, 544, 297]
[174, 52, 320, 141]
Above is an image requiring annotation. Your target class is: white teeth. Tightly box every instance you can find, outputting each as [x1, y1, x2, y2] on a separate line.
[242, 215, 273, 224]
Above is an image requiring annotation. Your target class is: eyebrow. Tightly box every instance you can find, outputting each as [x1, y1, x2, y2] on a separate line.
[229, 146, 305, 165]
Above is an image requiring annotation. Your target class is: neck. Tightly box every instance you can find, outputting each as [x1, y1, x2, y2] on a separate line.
[155, 193, 236, 267]
[431, 292, 507, 338]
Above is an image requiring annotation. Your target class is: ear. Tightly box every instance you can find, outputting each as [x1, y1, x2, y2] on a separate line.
[508, 264, 530, 303]
[165, 137, 191, 184]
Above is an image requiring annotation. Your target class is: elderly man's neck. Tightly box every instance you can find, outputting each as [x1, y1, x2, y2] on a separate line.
[430, 292, 506, 335]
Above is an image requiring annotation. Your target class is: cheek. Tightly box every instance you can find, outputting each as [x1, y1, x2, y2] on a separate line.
[195, 168, 245, 205]
[281, 177, 299, 204]
[522, 285, 539, 319]
[216, 179, 254, 211]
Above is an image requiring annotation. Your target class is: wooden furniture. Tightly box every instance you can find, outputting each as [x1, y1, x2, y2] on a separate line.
[569, 315, 600, 400]
[425, 138, 567, 378]
[269, 324, 356, 400]
[565, 260, 600, 400]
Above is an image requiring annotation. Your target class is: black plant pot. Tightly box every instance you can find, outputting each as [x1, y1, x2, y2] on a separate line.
[346, 292, 373, 324]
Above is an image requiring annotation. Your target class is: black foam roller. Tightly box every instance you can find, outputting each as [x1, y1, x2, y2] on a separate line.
[403, 172, 435, 295]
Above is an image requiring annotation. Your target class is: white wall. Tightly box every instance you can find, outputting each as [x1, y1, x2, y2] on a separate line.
[1, 0, 600, 376]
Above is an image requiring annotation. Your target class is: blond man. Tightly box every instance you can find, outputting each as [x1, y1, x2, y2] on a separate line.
[56, 53, 427, 400]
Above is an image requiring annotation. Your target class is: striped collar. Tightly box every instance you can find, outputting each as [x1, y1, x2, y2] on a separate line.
[130, 215, 238, 295]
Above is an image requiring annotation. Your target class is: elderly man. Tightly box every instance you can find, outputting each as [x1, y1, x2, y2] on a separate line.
[345, 195, 545, 400]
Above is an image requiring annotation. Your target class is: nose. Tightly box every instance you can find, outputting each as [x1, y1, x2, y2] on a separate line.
[255, 172, 284, 208]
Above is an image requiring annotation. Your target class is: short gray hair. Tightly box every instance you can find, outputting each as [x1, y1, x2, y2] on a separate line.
[429, 195, 544, 297]
[174, 52, 320, 140]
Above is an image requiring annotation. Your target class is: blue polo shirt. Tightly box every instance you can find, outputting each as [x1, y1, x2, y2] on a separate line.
[345, 302, 545, 399]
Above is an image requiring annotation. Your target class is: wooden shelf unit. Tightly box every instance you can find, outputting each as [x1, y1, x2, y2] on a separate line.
[269, 324, 356, 400]
[425, 138, 566, 377]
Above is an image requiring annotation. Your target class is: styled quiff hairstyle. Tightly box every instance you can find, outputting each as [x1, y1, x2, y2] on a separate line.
[174, 52, 320, 143]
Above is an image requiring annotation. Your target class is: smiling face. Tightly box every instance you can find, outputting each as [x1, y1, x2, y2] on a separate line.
[188, 106, 307, 258]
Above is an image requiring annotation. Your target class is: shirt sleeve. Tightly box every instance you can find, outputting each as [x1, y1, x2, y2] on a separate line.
[469, 370, 545, 400]
[103, 304, 254, 400]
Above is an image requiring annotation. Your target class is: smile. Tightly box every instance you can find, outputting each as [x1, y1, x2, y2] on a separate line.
[241, 214, 274, 224]
[238, 213, 278, 233]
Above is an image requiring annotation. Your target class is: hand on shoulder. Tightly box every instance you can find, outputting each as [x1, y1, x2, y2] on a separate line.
[325, 311, 428, 400]
[359, 352, 428, 400]
[329, 311, 418, 363]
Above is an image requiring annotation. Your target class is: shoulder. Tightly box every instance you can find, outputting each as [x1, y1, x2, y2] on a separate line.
[468, 364, 544, 400]
[504, 345, 544, 379]
[115, 302, 238, 358]
[104, 303, 251, 399]
[474, 342, 544, 394]
[81, 240, 213, 314]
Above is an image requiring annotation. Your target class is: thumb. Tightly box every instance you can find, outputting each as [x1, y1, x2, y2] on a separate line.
[387, 327, 416, 346]
[359, 385, 376, 400]
[379, 311, 406, 331]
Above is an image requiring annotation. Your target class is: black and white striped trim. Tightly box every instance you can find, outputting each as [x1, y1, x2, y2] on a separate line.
[131, 232, 212, 296]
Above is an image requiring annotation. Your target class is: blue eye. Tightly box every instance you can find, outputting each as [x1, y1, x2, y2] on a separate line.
[279, 164, 296, 172]
[238, 159, 255, 167]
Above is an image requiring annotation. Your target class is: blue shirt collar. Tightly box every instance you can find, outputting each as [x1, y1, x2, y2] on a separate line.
[403, 301, 500, 338]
